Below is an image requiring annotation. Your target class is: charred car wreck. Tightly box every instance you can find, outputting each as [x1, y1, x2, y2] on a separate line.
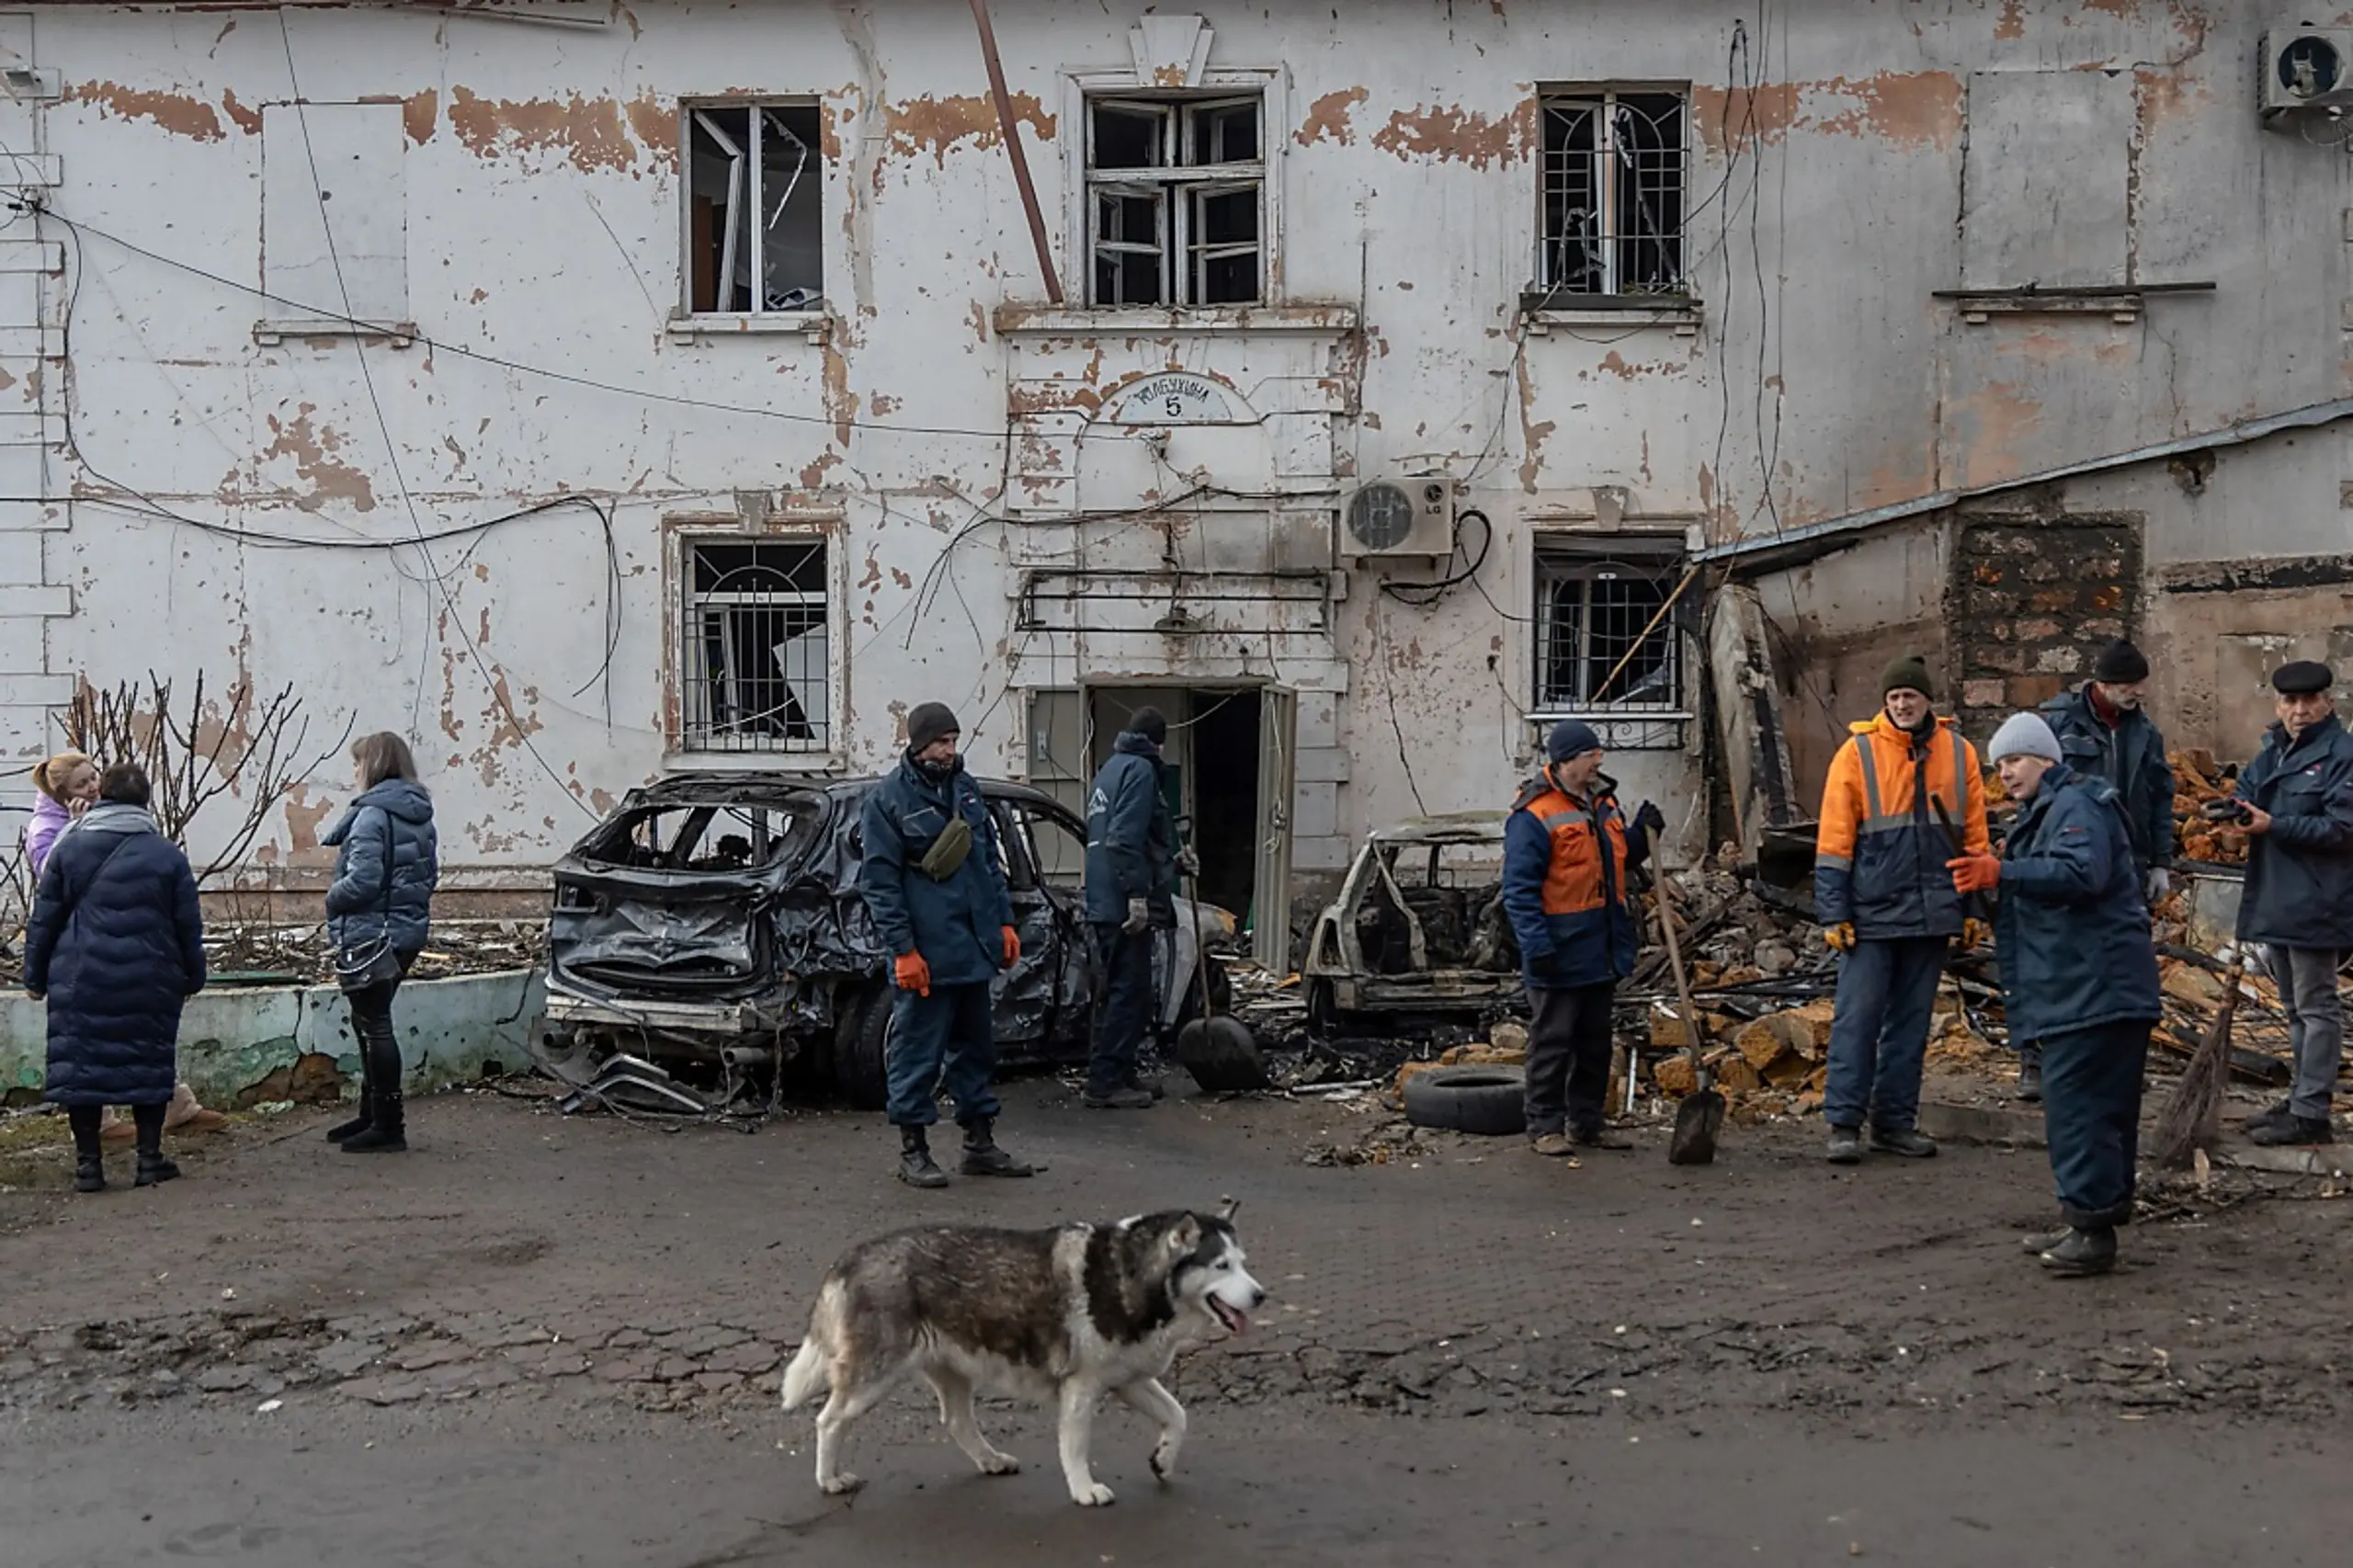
[1302, 812, 1526, 1033]
[538, 773, 1232, 1116]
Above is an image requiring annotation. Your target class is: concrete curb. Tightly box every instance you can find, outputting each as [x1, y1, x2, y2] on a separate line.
[0, 970, 545, 1108]
[1916, 1100, 2049, 1148]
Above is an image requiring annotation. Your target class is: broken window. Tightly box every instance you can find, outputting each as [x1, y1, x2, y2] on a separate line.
[1538, 89, 1687, 299]
[1086, 95, 1265, 307]
[579, 803, 811, 871]
[1533, 539, 1687, 715]
[686, 102, 824, 315]
[680, 538, 832, 753]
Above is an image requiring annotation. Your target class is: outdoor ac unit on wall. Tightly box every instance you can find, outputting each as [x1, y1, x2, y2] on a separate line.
[2261, 29, 2353, 123]
[1340, 477, 1457, 558]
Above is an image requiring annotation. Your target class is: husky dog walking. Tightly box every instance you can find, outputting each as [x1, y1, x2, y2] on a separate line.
[781, 1204, 1266, 1506]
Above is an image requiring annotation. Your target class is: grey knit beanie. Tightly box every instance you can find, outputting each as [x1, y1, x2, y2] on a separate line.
[1987, 711, 2063, 765]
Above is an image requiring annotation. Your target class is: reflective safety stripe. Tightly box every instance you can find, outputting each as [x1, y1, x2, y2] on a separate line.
[1854, 736, 1884, 820]
[1816, 852, 1853, 869]
[1851, 726, 1967, 836]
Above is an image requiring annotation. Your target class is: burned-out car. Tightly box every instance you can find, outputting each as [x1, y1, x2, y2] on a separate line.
[538, 772, 1232, 1114]
[1302, 812, 1526, 1032]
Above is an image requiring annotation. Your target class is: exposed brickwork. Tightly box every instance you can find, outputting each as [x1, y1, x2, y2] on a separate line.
[1948, 513, 2143, 741]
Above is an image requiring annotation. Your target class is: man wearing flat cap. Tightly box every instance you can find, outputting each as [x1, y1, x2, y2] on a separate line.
[1813, 655, 1991, 1165]
[2229, 660, 2353, 1146]
[2018, 638, 2176, 1101]
[858, 701, 1032, 1187]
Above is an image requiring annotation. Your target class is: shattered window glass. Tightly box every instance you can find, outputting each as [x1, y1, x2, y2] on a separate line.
[1539, 89, 1687, 299]
[681, 538, 832, 753]
[584, 803, 810, 870]
[687, 102, 824, 315]
[1087, 95, 1264, 307]
[1533, 540, 1687, 714]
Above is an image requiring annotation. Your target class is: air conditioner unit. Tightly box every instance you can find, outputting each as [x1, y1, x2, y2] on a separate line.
[1339, 477, 1457, 558]
[2261, 29, 2353, 121]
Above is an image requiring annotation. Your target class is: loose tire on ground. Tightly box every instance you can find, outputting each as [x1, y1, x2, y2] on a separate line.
[1402, 1065, 1528, 1136]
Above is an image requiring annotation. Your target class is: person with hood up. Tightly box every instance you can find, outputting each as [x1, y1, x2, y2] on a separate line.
[1500, 720, 1663, 1157]
[858, 702, 1031, 1187]
[23, 763, 207, 1193]
[1081, 705, 1191, 1110]
[320, 732, 439, 1155]
[1947, 712, 2160, 1278]
[1813, 655, 1991, 1165]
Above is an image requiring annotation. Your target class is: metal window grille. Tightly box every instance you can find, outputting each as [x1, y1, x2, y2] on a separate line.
[680, 539, 832, 752]
[1087, 96, 1264, 307]
[686, 102, 824, 314]
[1534, 548, 1685, 713]
[1539, 90, 1688, 297]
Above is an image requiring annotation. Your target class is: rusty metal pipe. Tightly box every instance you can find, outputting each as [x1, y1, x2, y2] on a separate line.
[968, 0, 1063, 304]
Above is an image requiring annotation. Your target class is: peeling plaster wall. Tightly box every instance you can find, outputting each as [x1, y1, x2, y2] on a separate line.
[0, 0, 2337, 898]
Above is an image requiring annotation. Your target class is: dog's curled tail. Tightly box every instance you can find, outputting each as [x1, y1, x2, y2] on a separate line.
[779, 1281, 840, 1410]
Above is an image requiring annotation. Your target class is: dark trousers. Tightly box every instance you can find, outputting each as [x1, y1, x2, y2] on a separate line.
[886, 981, 1001, 1129]
[1087, 923, 1156, 1096]
[67, 1103, 163, 1160]
[2040, 1018, 2150, 1229]
[1824, 935, 1948, 1132]
[1526, 982, 1617, 1138]
[346, 960, 412, 1097]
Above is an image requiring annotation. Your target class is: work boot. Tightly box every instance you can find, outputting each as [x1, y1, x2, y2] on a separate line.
[2248, 1114, 2335, 1147]
[1824, 1127, 1863, 1165]
[1529, 1131, 1575, 1158]
[2016, 1062, 2042, 1103]
[134, 1151, 181, 1187]
[2037, 1226, 2118, 1278]
[1127, 1070, 1166, 1102]
[1571, 1125, 1633, 1151]
[896, 1127, 949, 1188]
[74, 1156, 106, 1194]
[2244, 1099, 2296, 1133]
[2021, 1226, 2072, 1255]
[1083, 1085, 1154, 1110]
[341, 1092, 406, 1153]
[1870, 1126, 1939, 1159]
[960, 1118, 1033, 1177]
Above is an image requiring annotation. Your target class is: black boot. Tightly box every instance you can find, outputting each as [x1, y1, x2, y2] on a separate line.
[326, 1040, 376, 1143]
[897, 1126, 949, 1188]
[2016, 1061, 2042, 1103]
[960, 1117, 1033, 1177]
[68, 1106, 105, 1192]
[132, 1104, 178, 1187]
[74, 1157, 106, 1194]
[342, 1016, 407, 1153]
[2037, 1226, 2118, 1277]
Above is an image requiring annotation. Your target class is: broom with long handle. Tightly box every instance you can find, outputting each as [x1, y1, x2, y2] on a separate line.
[2151, 950, 2245, 1170]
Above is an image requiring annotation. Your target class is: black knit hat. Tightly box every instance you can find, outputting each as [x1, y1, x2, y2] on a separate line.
[1129, 706, 1168, 745]
[905, 701, 961, 753]
[2093, 639, 2150, 685]
[1881, 654, 1934, 700]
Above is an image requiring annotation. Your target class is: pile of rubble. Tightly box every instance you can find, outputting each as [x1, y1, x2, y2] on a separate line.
[2170, 749, 2248, 867]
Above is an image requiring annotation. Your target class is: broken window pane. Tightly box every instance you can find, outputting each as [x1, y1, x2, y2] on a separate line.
[1534, 542, 1685, 712]
[688, 101, 825, 315]
[1086, 92, 1263, 308]
[1539, 89, 1686, 298]
[682, 539, 832, 752]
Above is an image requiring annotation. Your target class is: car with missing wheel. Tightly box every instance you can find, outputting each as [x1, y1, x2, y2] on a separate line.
[1301, 811, 1526, 1033]
[537, 771, 1232, 1114]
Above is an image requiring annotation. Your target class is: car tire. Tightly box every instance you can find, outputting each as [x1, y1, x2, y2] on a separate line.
[1403, 1065, 1528, 1137]
[833, 983, 892, 1111]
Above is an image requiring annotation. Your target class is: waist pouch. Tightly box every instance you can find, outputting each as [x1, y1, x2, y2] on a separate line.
[917, 815, 973, 882]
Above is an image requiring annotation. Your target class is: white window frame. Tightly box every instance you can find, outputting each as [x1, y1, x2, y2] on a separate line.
[676, 98, 826, 331]
[1062, 66, 1286, 312]
[666, 522, 846, 765]
[1530, 533, 1691, 752]
[1535, 85, 1691, 302]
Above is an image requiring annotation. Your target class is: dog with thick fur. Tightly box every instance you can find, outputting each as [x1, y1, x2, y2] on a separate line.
[780, 1202, 1266, 1506]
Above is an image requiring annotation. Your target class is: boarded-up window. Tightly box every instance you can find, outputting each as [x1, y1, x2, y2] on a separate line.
[1960, 71, 2132, 290]
[262, 103, 408, 324]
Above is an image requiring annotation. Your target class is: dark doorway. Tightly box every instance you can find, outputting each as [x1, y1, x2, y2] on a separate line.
[1188, 687, 1261, 922]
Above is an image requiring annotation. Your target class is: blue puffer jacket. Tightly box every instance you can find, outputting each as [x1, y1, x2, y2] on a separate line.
[858, 754, 1016, 988]
[323, 779, 439, 956]
[2233, 713, 2353, 949]
[1991, 764, 2160, 1043]
[2040, 684, 2175, 870]
[24, 807, 207, 1108]
[1084, 731, 1176, 926]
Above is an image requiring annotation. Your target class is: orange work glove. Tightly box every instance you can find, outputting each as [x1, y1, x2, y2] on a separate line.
[1948, 853, 2001, 895]
[1823, 922, 1857, 953]
[892, 951, 932, 997]
[1001, 925, 1021, 966]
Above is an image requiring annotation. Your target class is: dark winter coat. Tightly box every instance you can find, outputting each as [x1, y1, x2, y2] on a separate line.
[858, 753, 1016, 988]
[23, 806, 207, 1108]
[1083, 731, 1176, 927]
[1990, 764, 2161, 1043]
[323, 779, 439, 957]
[2039, 684, 2175, 870]
[2233, 713, 2353, 949]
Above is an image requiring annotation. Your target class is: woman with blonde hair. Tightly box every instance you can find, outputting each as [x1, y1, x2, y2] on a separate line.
[321, 732, 438, 1153]
[27, 750, 98, 879]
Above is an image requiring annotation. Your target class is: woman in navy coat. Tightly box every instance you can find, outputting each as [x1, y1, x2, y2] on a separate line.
[24, 763, 207, 1193]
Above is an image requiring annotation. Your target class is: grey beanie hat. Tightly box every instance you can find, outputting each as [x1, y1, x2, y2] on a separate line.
[1987, 710, 2063, 765]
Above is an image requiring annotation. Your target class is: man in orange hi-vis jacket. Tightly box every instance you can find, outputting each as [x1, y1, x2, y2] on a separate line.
[1813, 655, 1990, 1166]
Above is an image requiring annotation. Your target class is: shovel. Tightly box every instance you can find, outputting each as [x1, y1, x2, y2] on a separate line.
[1171, 852, 1269, 1094]
[1930, 797, 1984, 944]
[1651, 827, 1723, 1165]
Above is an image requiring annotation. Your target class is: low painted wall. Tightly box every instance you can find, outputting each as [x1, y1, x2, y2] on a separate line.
[0, 971, 546, 1109]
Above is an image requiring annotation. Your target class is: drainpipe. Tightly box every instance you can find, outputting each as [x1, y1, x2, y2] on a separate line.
[968, 0, 1064, 304]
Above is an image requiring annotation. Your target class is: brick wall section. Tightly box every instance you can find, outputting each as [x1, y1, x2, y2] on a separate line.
[1947, 512, 2143, 743]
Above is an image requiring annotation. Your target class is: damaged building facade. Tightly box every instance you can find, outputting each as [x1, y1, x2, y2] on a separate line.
[0, 0, 2345, 959]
